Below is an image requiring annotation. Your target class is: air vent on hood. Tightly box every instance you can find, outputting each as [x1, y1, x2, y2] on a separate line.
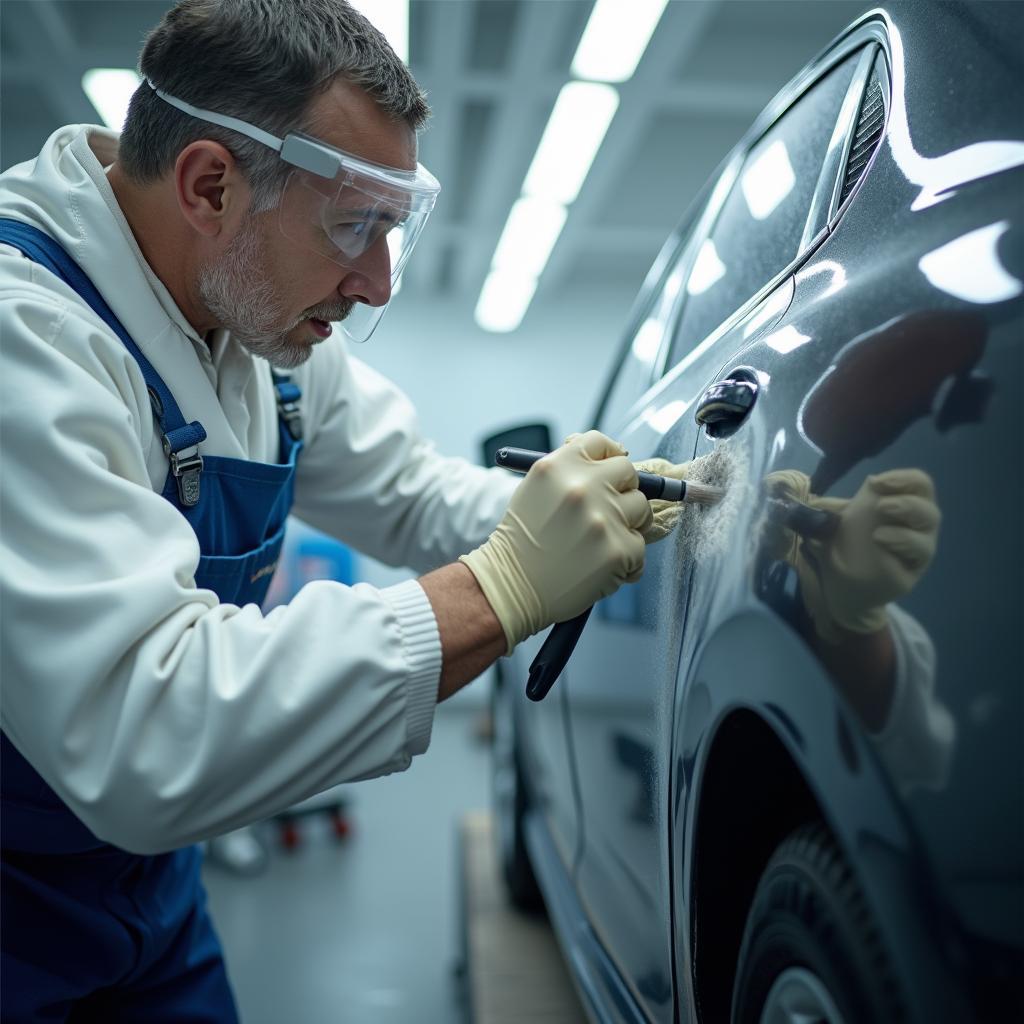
[838, 72, 885, 207]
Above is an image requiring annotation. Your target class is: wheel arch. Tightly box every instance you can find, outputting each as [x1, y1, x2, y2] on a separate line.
[690, 708, 823, 1023]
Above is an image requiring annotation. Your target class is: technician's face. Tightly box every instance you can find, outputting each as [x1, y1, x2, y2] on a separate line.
[199, 80, 416, 368]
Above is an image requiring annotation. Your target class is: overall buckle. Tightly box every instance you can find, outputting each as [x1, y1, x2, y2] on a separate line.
[164, 440, 204, 507]
[278, 399, 303, 441]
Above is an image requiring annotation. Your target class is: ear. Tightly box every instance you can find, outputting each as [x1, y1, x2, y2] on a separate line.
[174, 140, 251, 238]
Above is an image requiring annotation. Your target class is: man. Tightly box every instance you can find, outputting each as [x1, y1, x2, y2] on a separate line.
[0, 1, 656, 1018]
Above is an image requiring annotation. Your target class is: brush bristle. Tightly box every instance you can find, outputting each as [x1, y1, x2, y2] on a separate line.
[684, 481, 726, 506]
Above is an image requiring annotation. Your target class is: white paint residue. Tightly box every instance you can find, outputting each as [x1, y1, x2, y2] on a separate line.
[672, 443, 753, 567]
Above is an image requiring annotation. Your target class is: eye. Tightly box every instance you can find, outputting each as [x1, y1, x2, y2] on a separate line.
[327, 219, 373, 250]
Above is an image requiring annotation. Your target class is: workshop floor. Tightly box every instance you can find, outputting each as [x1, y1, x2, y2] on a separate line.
[203, 704, 490, 1024]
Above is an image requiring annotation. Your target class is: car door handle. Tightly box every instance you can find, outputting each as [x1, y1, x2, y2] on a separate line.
[695, 369, 759, 438]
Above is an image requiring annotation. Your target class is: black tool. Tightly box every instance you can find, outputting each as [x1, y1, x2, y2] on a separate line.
[495, 446, 722, 504]
[496, 447, 721, 703]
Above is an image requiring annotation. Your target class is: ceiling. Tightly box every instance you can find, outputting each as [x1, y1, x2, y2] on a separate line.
[0, 0, 870, 321]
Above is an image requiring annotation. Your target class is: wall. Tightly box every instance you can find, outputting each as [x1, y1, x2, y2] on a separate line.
[345, 285, 640, 707]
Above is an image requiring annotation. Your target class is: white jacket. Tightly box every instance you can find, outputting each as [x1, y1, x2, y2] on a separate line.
[0, 125, 518, 854]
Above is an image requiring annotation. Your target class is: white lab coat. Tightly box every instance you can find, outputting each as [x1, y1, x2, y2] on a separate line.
[0, 125, 519, 854]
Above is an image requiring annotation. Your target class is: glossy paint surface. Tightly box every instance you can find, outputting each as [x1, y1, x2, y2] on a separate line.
[505, 3, 1024, 1023]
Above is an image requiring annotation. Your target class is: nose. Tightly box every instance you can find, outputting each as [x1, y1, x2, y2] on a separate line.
[337, 235, 393, 307]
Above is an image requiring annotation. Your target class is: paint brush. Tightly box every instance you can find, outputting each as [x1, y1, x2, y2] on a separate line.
[495, 446, 725, 506]
[495, 445, 725, 703]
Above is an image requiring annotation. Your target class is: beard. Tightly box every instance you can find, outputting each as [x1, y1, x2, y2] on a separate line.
[197, 217, 353, 370]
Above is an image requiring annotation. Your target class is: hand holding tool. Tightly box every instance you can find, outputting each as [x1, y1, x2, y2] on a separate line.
[496, 447, 723, 702]
[460, 432, 649, 654]
[766, 469, 939, 642]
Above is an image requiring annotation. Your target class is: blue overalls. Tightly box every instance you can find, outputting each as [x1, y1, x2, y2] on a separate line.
[0, 218, 303, 1021]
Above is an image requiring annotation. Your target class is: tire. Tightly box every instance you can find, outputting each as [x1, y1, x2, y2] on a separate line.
[491, 666, 543, 911]
[732, 822, 904, 1024]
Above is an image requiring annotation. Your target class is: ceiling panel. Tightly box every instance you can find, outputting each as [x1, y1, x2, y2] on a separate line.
[1, 0, 876, 319]
[55, 0, 169, 51]
[466, 0, 522, 72]
[677, 0, 870, 88]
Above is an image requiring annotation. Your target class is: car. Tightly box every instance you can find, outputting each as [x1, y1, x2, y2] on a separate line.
[490, 3, 1024, 1022]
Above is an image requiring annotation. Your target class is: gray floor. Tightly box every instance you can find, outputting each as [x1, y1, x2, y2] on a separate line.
[203, 706, 491, 1024]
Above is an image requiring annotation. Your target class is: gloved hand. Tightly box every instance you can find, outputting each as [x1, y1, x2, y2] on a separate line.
[565, 435, 692, 544]
[767, 469, 941, 643]
[632, 457, 693, 543]
[461, 431, 652, 652]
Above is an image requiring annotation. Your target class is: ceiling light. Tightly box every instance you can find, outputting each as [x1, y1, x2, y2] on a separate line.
[492, 197, 569, 278]
[741, 139, 796, 221]
[475, 270, 538, 333]
[522, 82, 620, 205]
[349, 0, 409, 62]
[82, 69, 142, 131]
[571, 0, 670, 83]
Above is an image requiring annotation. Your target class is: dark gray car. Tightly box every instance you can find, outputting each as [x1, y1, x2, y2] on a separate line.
[493, 4, 1024, 1022]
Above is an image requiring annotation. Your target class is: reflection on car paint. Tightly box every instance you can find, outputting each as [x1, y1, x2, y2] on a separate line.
[919, 221, 1023, 304]
[764, 324, 812, 354]
[795, 309, 989, 484]
[754, 466, 955, 796]
[793, 257, 847, 297]
[741, 139, 798, 221]
[885, 22, 1024, 212]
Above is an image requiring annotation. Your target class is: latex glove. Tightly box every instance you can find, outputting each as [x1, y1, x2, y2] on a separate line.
[770, 470, 940, 642]
[461, 431, 651, 652]
[633, 457, 693, 543]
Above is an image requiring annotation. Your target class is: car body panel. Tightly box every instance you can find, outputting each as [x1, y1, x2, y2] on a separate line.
[503, 4, 1024, 1021]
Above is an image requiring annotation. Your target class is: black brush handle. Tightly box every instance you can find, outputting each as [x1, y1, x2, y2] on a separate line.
[496, 446, 685, 501]
[526, 608, 593, 702]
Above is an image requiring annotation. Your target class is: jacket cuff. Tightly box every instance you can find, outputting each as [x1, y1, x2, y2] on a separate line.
[380, 578, 441, 756]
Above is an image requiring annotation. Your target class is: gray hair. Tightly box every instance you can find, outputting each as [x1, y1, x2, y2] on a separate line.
[118, 0, 430, 211]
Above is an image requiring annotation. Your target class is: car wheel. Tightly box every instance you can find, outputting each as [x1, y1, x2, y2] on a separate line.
[732, 822, 903, 1024]
[491, 667, 543, 911]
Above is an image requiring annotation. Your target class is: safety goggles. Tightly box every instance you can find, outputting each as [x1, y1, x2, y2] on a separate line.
[147, 81, 440, 342]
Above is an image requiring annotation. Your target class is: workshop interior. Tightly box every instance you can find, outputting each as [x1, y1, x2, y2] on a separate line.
[1, 1, 1022, 1022]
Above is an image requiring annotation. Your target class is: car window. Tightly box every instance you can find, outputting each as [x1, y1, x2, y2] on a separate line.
[597, 258, 688, 433]
[594, 173, 722, 432]
[666, 51, 861, 370]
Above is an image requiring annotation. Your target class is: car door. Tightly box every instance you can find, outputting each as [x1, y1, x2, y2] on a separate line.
[562, 35, 872, 1024]
[669, 18, 1024, 1020]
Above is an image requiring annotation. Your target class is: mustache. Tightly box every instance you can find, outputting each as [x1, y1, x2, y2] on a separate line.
[302, 298, 355, 324]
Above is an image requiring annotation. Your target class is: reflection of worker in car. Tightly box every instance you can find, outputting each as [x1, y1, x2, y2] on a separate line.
[764, 469, 955, 795]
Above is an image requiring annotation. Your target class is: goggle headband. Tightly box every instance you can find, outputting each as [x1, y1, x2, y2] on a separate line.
[145, 79, 440, 197]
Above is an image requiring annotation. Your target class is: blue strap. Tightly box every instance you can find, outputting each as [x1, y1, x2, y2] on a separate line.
[271, 371, 303, 442]
[0, 218, 206, 457]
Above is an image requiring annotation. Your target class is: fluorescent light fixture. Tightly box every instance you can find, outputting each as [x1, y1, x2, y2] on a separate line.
[349, 0, 409, 62]
[741, 140, 796, 221]
[687, 239, 726, 296]
[919, 221, 1022, 304]
[522, 82, 620, 205]
[475, 270, 538, 333]
[571, 0, 670, 83]
[82, 68, 142, 131]
[492, 197, 569, 278]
